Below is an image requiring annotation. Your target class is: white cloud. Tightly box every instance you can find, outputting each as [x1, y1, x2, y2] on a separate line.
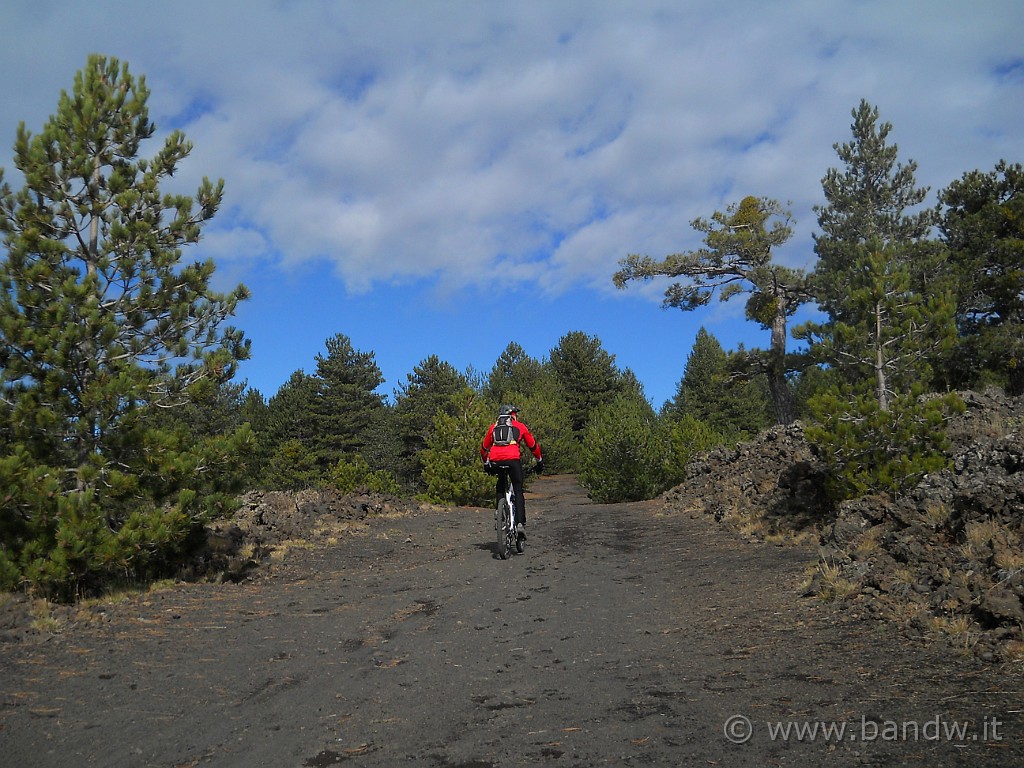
[1, 0, 1021, 301]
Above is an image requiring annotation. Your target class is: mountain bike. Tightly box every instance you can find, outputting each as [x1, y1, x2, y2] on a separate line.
[494, 465, 535, 560]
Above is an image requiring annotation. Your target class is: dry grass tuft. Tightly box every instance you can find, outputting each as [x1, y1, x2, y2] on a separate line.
[961, 411, 1022, 441]
[1001, 640, 1024, 663]
[270, 539, 317, 561]
[29, 599, 65, 634]
[851, 527, 883, 560]
[960, 518, 1001, 561]
[890, 567, 916, 593]
[928, 615, 980, 652]
[815, 560, 860, 601]
[921, 501, 951, 530]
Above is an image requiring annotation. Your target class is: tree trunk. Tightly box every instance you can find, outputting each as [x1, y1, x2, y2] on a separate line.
[768, 300, 795, 425]
[875, 300, 889, 411]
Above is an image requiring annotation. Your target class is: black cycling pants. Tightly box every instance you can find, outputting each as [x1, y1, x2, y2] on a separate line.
[494, 459, 526, 526]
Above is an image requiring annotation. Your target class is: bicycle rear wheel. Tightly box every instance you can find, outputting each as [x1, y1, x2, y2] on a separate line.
[497, 497, 512, 560]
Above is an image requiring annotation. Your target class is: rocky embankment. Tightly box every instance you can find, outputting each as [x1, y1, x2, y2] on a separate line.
[660, 390, 1024, 662]
[0, 489, 431, 644]
[183, 488, 435, 582]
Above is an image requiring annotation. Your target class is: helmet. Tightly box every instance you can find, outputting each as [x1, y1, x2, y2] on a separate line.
[499, 404, 519, 417]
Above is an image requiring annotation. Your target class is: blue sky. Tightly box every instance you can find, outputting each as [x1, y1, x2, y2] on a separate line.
[1, 1, 1022, 408]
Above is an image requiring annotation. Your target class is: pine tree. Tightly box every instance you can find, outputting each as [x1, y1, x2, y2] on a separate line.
[262, 438, 321, 491]
[806, 386, 962, 501]
[392, 354, 468, 487]
[258, 371, 319, 489]
[504, 375, 576, 474]
[666, 413, 724, 487]
[802, 101, 953, 406]
[803, 241, 962, 498]
[939, 161, 1024, 392]
[800, 100, 962, 501]
[141, 376, 255, 506]
[0, 55, 250, 596]
[815, 243, 957, 410]
[666, 328, 772, 440]
[238, 388, 271, 486]
[311, 333, 386, 470]
[665, 327, 724, 419]
[485, 341, 544, 405]
[813, 99, 937, 319]
[326, 453, 400, 495]
[578, 387, 670, 503]
[547, 331, 623, 436]
[615, 196, 808, 424]
[264, 371, 319, 441]
[419, 387, 494, 506]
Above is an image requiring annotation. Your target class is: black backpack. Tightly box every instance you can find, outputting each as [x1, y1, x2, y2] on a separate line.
[492, 414, 517, 446]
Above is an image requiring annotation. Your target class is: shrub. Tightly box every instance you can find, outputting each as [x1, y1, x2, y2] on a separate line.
[665, 413, 726, 486]
[328, 454, 400, 495]
[261, 439, 321, 490]
[806, 386, 964, 502]
[578, 393, 671, 503]
[419, 388, 494, 506]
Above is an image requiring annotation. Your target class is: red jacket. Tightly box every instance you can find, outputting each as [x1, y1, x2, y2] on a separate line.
[481, 418, 542, 463]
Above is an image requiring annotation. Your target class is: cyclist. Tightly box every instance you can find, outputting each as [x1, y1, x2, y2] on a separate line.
[481, 405, 543, 540]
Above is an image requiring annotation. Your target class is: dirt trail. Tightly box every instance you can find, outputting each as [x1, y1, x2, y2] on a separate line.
[2, 475, 1021, 767]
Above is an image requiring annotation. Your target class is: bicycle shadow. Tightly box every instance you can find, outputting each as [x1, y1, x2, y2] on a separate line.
[474, 542, 505, 559]
[475, 541, 528, 559]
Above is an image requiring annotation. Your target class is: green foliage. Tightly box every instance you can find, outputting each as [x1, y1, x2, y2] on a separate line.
[548, 331, 624, 436]
[0, 551, 19, 591]
[665, 327, 723, 417]
[359, 406, 403, 489]
[939, 160, 1024, 393]
[311, 333, 387, 470]
[0, 442, 218, 598]
[0, 55, 250, 597]
[806, 386, 963, 502]
[665, 414, 726, 487]
[799, 242, 957, 410]
[238, 388, 272, 485]
[665, 327, 773, 440]
[258, 373, 323, 487]
[485, 341, 545, 405]
[328, 454, 400, 495]
[141, 377, 256, 509]
[393, 354, 469, 488]
[791, 364, 840, 421]
[155, 419, 254, 520]
[792, 101, 966, 505]
[254, 334, 389, 490]
[419, 388, 494, 506]
[578, 391, 671, 503]
[0, 447, 61, 590]
[263, 371, 320, 447]
[261, 439, 320, 491]
[812, 99, 936, 319]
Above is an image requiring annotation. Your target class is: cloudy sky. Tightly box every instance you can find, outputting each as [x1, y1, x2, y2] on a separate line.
[1, 1, 1021, 407]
